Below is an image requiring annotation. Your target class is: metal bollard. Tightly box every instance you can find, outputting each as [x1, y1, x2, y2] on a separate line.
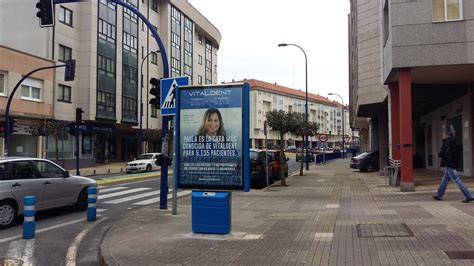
[87, 187, 97, 222]
[23, 196, 36, 239]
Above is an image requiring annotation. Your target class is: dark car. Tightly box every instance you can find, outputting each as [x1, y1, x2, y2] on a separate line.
[350, 151, 379, 172]
[267, 150, 289, 181]
[295, 149, 315, 162]
[249, 149, 273, 188]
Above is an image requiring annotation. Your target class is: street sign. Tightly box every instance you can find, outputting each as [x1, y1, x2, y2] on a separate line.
[160, 76, 190, 116]
[319, 133, 328, 143]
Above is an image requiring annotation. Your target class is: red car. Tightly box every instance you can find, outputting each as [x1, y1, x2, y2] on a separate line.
[268, 150, 289, 180]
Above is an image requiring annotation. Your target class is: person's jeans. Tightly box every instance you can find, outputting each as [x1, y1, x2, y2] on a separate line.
[436, 167, 472, 199]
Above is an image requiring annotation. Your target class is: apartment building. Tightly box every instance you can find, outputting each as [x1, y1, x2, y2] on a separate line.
[247, 79, 350, 150]
[350, 0, 474, 191]
[0, 0, 221, 167]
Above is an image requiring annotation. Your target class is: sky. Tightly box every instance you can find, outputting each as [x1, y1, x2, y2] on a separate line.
[187, 0, 351, 104]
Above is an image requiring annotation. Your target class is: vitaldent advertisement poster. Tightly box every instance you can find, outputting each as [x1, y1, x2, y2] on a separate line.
[178, 86, 243, 189]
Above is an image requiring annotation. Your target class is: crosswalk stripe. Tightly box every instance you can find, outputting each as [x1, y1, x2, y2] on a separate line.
[99, 186, 128, 193]
[98, 186, 107, 189]
[133, 190, 191, 205]
[103, 190, 161, 204]
[98, 187, 151, 200]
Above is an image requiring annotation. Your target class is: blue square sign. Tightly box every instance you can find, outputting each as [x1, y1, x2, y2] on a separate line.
[160, 76, 190, 116]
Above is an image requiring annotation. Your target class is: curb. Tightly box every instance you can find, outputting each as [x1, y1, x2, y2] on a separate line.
[96, 171, 173, 185]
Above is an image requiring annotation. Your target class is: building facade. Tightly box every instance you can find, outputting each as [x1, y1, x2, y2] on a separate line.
[0, 0, 221, 167]
[247, 79, 350, 150]
[350, 0, 474, 191]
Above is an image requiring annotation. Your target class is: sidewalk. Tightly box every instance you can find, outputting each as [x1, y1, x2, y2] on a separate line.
[74, 162, 127, 177]
[100, 159, 474, 265]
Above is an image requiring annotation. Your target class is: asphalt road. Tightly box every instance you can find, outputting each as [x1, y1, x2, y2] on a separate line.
[0, 173, 189, 265]
[0, 159, 309, 265]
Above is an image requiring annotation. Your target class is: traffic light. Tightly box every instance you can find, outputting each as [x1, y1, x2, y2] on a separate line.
[65, 60, 76, 81]
[8, 117, 18, 134]
[149, 78, 161, 108]
[36, 0, 55, 28]
[0, 121, 4, 138]
[76, 108, 84, 124]
[67, 123, 76, 136]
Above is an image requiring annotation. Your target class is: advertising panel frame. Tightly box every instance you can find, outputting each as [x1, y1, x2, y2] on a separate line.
[175, 83, 249, 191]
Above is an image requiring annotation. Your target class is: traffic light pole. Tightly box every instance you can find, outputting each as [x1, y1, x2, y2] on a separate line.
[3, 64, 68, 156]
[110, 0, 171, 209]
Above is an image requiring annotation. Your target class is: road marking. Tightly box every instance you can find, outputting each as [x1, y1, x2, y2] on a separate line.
[6, 240, 22, 262]
[22, 239, 35, 266]
[133, 190, 191, 205]
[97, 187, 151, 200]
[65, 218, 108, 266]
[103, 191, 161, 204]
[0, 216, 102, 244]
[98, 186, 128, 193]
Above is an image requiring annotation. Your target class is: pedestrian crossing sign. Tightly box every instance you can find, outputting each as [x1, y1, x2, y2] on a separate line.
[160, 76, 190, 116]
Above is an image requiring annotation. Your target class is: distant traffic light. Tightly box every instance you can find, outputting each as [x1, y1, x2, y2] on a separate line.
[36, 0, 55, 27]
[76, 107, 84, 124]
[67, 123, 76, 136]
[65, 60, 76, 81]
[149, 78, 161, 108]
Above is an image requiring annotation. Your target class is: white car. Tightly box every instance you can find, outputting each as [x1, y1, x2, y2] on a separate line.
[0, 157, 97, 229]
[126, 153, 163, 173]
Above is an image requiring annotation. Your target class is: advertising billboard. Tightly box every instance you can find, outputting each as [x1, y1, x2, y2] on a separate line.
[177, 84, 247, 190]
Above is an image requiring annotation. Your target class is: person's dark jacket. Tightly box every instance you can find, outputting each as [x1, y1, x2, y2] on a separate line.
[438, 136, 462, 169]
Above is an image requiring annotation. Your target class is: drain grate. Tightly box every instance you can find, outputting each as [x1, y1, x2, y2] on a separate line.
[356, 223, 414, 238]
[445, 251, 474, 260]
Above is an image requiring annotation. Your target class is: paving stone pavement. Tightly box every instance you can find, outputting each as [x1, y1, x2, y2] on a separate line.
[100, 159, 474, 265]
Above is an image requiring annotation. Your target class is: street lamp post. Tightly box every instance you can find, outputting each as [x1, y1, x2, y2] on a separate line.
[278, 43, 309, 170]
[328, 93, 345, 159]
[140, 50, 159, 154]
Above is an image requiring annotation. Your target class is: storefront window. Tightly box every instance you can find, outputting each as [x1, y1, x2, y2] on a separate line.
[47, 133, 74, 159]
[447, 115, 463, 171]
[82, 133, 93, 157]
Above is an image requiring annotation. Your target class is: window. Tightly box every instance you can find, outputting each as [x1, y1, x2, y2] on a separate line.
[59, 45, 72, 62]
[58, 84, 71, 102]
[21, 77, 42, 101]
[0, 71, 6, 96]
[98, 19, 116, 43]
[198, 75, 202, 85]
[151, 52, 158, 65]
[10, 161, 36, 180]
[433, 0, 462, 22]
[151, 0, 158, 12]
[31, 161, 65, 178]
[59, 6, 73, 26]
[0, 163, 6, 180]
[198, 34, 202, 44]
[198, 55, 202, 65]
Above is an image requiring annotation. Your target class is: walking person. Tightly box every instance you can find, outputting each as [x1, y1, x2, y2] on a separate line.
[433, 130, 473, 203]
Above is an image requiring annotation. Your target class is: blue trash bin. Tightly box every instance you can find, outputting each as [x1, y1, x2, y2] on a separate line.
[192, 191, 231, 234]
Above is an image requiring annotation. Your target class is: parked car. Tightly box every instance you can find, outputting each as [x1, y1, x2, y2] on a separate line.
[267, 150, 289, 180]
[295, 149, 315, 162]
[0, 157, 97, 229]
[350, 151, 379, 172]
[249, 149, 273, 188]
[126, 153, 170, 173]
[284, 146, 298, 153]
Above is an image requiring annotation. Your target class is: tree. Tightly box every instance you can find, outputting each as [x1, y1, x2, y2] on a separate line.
[32, 119, 70, 163]
[266, 110, 300, 186]
[291, 113, 319, 175]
